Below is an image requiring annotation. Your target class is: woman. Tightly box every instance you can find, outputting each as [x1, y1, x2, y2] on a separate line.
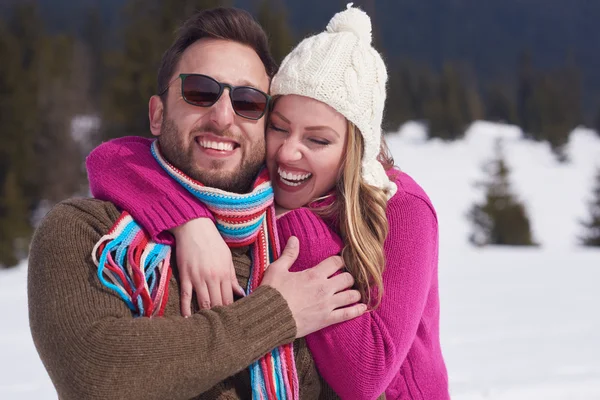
[88, 5, 449, 399]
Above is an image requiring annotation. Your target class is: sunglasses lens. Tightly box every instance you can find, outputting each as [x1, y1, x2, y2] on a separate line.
[231, 88, 269, 119]
[182, 75, 221, 106]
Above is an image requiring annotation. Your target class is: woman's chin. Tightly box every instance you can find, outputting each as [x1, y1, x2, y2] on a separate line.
[275, 197, 305, 211]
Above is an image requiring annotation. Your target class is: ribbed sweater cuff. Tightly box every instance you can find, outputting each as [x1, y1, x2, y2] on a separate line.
[277, 209, 343, 271]
[139, 192, 215, 244]
[277, 208, 337, 244]
[227, 285, 296, 355]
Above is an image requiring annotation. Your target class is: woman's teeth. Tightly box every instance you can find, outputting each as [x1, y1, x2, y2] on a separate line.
[199, 140, 234, 151]
[278, 167, 312, 186]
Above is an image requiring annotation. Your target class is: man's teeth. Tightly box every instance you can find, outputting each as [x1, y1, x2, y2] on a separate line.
[199, 140, 234, 151]
[278, 167, 312, 186]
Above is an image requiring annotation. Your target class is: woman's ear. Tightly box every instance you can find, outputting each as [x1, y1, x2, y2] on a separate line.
[149, 95, 164, 137]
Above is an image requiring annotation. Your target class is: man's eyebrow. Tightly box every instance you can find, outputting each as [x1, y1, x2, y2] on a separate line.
[272, 111, 291, 124]
[237, 79, 260, 88]
[305, 125, 340, 138]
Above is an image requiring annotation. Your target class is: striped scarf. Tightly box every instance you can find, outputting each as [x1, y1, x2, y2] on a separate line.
[92, 140, 299, 400]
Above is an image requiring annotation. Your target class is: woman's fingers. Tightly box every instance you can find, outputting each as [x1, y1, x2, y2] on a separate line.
[221, 280, 234, 306]
[179, 278, 194, 317]
[196, 280, 212, 310]
[207, 281, 223, 308]
[230, 262, 246, 297]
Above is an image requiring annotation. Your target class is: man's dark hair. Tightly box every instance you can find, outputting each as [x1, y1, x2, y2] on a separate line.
[157, 7, 277, 102]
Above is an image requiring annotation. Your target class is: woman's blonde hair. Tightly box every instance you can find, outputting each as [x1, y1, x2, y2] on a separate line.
[316, 121, 396, 309]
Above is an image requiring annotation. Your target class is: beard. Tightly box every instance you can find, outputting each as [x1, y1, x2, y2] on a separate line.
[158, 117, 265, 193]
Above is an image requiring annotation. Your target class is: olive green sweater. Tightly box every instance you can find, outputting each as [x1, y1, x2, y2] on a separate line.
[28, 198, 338, 399]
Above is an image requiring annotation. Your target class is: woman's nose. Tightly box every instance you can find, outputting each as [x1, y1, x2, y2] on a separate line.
[277, 138, 303, 163]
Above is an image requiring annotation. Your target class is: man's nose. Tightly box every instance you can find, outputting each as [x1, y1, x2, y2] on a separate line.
[209, 89, 235, 130]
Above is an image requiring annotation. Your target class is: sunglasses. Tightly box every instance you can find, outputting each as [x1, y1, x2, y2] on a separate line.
[159, 73, 271, 120]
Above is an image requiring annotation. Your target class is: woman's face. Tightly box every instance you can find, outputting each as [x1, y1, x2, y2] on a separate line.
[266, 95, 348, 210]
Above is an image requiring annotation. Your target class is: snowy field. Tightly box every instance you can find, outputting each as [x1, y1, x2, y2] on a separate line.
[1, 121, 599, 399]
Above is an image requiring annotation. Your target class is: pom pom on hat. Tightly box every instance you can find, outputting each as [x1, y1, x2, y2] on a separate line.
[326, 3, 372, 45]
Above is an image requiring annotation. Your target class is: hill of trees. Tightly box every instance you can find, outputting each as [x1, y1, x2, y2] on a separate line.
[0, 0, 599, 267]
[24, 0, 600, 121]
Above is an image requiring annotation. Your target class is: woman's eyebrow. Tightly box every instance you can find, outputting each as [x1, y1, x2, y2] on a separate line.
[272, 111, 291, 124]
[305, 125, 340, 138]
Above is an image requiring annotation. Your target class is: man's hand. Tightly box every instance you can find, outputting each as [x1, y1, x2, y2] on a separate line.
[171, 218, 246, 317]
[261, 236, 366, 338]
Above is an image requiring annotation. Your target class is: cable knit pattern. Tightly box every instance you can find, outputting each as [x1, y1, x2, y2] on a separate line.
[86, 138, 449, 399]
[270, 4, 396, 197]
[275, 210, 343, 273]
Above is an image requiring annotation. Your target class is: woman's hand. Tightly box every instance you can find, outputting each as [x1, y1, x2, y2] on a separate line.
[170, 218, 246, 317]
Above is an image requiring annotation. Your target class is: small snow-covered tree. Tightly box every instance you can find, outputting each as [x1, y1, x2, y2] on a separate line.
[580, 167, 600, 247]
[468, 139, 536, 246]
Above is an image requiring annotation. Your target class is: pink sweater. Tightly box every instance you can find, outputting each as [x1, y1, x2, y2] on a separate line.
[87, 137, 449, 400]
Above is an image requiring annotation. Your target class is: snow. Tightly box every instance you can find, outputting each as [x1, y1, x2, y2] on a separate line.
[0, 263, 54, 397]
[1, 121, 599, 399]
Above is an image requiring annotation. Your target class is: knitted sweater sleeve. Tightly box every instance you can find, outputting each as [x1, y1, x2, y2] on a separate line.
[276, 193, 439, 400]
[86, 136, 214, 244]
[28, 199, 296, 400]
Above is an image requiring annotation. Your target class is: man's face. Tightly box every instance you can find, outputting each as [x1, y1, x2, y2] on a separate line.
[153, 39, 269, 193]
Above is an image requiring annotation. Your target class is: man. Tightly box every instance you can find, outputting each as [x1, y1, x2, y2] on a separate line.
[28, 8, 363, 400]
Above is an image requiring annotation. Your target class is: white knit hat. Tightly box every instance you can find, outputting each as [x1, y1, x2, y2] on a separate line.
[271, 3, 397, 198]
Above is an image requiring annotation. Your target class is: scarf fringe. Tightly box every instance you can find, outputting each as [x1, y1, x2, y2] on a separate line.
[92, 212, 172, 318]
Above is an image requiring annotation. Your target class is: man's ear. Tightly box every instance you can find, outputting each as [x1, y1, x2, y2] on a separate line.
[149, 95, 164, 137]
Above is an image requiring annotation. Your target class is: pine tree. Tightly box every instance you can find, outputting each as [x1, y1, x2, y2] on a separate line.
[516, 50, 538, 138]
[82, 5, 106, 113]
[384, 59, 435, 132]
[256, 0, 294, 65]
[468, 139, 536, 246]
[101, 0, 227, 141]
[35, 33, 90, 203]
[534, 64, 581, 163]
[0, 19, 30, 268]
[537, 83, 571, 161]
[553, 56, 582, 162]
[425, 63, 481, 141]
[580, 167, 600, 247]
[484, 82, 517, 124]
[0, 3, 43, 267]
[0, 170, 31, 268]
[10, 2, 88, 206]
[0, 2, 88, 266]
[515, 51, 582, 162]
[6, 2, 44, 205]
